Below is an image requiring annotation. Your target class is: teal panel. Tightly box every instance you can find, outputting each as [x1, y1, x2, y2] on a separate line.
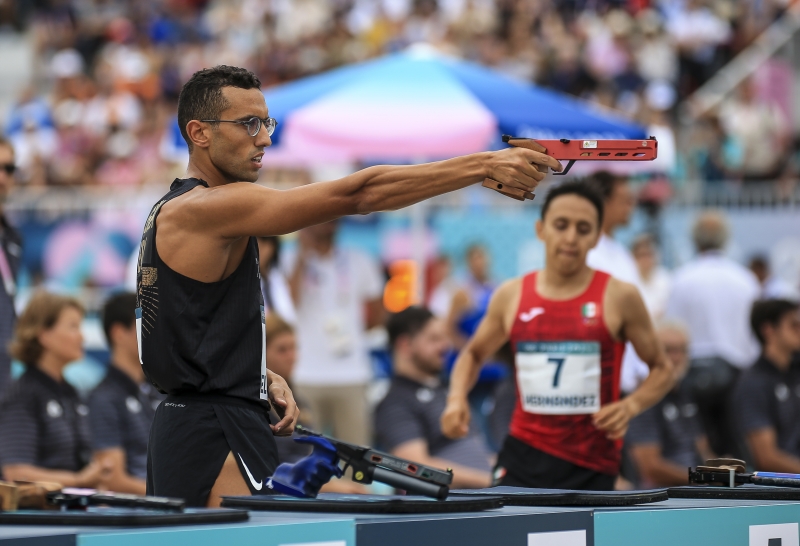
[595, 504, 800, 546]
[77, 519, 355, 546]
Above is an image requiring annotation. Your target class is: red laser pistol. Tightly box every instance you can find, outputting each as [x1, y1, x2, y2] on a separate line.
[482, 135, 659, 201]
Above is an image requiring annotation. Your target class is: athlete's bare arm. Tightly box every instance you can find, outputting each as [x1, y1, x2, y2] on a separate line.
[265, 370, 296, 435]
[157, 149, 560, 284]
[592, 279, 674, 440]
[441, 278, 521, 439]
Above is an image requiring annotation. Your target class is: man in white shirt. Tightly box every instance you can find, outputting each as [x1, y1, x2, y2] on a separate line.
[586, 172, 650, 394]
[665, 210, 760, 456]
[285, 220, 384, 446]
[632, 234, 671, 321]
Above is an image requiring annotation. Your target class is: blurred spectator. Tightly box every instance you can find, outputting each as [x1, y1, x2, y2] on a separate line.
[633, 10, 678, 86]
[732, 300, 800, 472]
[446, 244, 495, 348]
[285, 221, 384, 446]
[427, 255, 457, 319]
[631, 234, 671, 321]
[586, 172, 649, 394]
[586, 172, 638, 283]
[264, 313, 365, 493]
[0, 136, 21, 395]
[719, 79, 790, 182]
[626, 321, 714, 487]
[0, 292, 107, 487]
[376, 306, 492, 488]
[665, 0, 731, 96]
[6, 88, 57, 185]
[749, 255, 799, 301]
[88, 292, 163, 495]
[693, 115, 742, 183]
[265, 313, 307, 464]
[665, 210, 760, 456]
[257, 236, 296, 324]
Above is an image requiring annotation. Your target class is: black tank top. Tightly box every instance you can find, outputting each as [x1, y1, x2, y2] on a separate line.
[135, 178, 268, 402]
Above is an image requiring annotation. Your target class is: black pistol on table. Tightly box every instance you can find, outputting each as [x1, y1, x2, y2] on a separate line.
[266, 425, 453, 500]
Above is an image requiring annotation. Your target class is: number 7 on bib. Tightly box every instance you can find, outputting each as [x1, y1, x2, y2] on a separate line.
[516, 341, 601, 415]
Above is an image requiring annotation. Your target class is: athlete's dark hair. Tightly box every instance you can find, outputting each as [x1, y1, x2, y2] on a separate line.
[540, 180, 604, 228]
[750, 299, 799, 346]
[177, 65, 262, 151]
[586, 170, 627, 201]
[387, 306, 435, 352]
[102, 291, 137, 348]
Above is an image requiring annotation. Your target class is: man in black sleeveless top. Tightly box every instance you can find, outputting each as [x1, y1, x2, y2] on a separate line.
[138, 65, 562, 507]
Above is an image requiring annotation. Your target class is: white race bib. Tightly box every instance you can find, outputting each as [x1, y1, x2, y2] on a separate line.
[516, 341, 601, 415]
[135, 307, 143, 365]
[260, 305, 269, 401]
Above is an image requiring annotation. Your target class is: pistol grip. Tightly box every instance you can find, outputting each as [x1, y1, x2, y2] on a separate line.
[506, 137, 550, 177]
[481, 179, 534, 201]
[482, 136, 548, 200]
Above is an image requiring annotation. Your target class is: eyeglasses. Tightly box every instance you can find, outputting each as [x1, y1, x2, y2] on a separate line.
[201, 116, 277, 137]
[0, 163, 15, 175]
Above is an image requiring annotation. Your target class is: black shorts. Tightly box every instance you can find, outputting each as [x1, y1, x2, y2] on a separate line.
[146, 393, 279, 507]
[495, 435, 616, 491]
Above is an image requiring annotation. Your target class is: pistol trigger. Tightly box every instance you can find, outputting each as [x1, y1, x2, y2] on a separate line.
[554, 160, 576, 176]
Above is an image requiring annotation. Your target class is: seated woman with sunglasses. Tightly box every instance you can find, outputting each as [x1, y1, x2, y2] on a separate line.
[0, 292, 108, 487]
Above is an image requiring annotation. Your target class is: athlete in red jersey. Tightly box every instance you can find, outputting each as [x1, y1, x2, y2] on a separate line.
[441, 181, 674, 490]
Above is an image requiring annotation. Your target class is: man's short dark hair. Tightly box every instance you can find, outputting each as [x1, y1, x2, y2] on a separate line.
[540, 180, 604, 228]
[387, 306, 434, 352]
[586, 170, 626, 201]
[102, 292, 138, 348]
[750, 298, 799, 346]
[177, 65, 262, 151]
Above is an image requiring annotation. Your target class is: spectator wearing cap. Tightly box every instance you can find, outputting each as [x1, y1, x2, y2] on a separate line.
[732, 300, 800, 472]
[0, 292, 106, 487]
[88, 292, 163, 494]
[0, 136, 21, 395]
[665, 211, 760, 456]
[626, 321, 714, 487]
[375, 306, 492, 489]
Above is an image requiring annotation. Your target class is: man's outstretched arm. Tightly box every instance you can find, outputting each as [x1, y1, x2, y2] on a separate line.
[180, 149, 561, 237]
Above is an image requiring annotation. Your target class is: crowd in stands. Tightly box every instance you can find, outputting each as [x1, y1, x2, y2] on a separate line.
[1, 0, 796, 190]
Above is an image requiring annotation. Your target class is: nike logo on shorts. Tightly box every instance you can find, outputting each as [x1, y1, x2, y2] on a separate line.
[238, 453, 263, 491]
[519, 307, 545, 322]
